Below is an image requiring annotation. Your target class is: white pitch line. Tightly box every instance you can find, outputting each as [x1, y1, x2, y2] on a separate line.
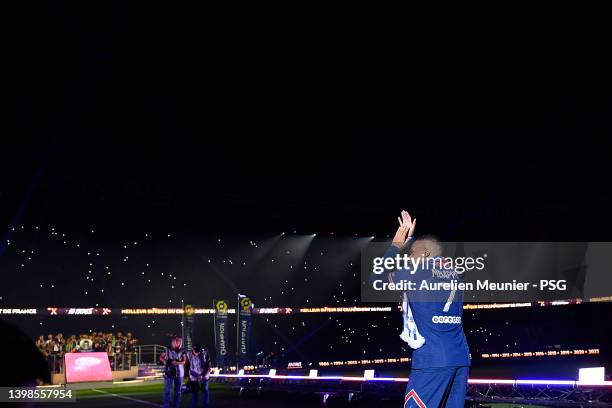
[92, 388, 162, 407]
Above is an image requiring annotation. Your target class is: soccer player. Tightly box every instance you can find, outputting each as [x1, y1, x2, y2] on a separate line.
[384, 210, 470, 408]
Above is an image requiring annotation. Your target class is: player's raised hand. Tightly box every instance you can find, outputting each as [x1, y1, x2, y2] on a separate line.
[392, 210, 416, 249]
[401, 210, 416, 237]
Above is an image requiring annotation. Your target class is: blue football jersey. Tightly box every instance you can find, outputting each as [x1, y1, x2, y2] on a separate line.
[383, 244, 470, 368]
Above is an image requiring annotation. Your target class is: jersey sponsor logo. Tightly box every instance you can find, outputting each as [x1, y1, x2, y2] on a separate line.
[431, 315, 461, 324]
[404, 389, 426, 408]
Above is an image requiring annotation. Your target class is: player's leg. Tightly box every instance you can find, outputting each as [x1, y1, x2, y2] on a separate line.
[201, 379, 210, 408]
[405, 367, 455, 408]
[172, 376, 183, 408]
[191, 380, 199, 408]
[443, 366, 469, 408]
[162, 376, 173, 408]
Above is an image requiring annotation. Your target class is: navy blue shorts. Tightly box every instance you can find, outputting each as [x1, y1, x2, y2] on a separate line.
[404, 366, 469, 408]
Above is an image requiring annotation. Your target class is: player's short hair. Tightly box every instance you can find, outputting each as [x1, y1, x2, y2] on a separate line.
[414, 234, 442, 257]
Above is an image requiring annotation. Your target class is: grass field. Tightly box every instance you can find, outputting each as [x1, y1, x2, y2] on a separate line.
[32, 381, 348, 407]
[29, 381, 553, 408]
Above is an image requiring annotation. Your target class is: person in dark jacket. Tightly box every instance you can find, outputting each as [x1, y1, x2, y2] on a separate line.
[186, 343, 212, 408]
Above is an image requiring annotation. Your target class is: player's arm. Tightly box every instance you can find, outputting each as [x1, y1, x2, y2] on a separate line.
[205, 351, 212, 379]
[381, 210, 417, 277]
[392, 210, 416, 250]
[159, 351, 167, 364]
[368, 211, 417, 285]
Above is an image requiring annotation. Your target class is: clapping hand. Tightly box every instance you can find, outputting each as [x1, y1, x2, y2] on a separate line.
[392, 210, 416, 249]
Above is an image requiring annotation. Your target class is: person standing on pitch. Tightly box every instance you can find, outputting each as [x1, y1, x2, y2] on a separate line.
[378, 211, 470, 408]
[186, 343, 212, 408]
[160, 336, 186, 408]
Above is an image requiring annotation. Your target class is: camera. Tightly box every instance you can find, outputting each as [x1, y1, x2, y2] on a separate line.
[165, 358, 178, 378]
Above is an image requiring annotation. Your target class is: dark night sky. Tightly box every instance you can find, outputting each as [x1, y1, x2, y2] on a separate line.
[8, 3, 611, 240]
[3, 3, 611, 285]
[1, 6, 611, 371]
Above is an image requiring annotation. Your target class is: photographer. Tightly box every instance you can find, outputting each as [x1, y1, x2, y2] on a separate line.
[186, 343, 212, 408]
[160, 336, 186, 408]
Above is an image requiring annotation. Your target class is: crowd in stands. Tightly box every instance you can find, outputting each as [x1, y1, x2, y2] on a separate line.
[35, 332, 139, 373]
